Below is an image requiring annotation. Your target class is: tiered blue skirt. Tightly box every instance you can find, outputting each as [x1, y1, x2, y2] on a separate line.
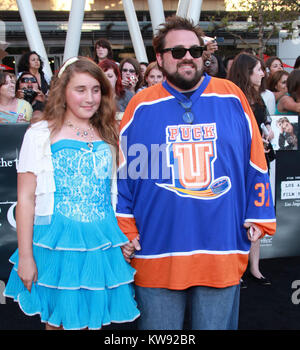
[4, 211, 140, 330]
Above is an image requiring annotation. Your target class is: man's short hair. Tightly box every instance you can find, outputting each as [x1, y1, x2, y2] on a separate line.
[152, 16, 204, 54]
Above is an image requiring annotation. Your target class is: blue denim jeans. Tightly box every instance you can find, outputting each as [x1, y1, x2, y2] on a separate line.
[134, 284, 240, 330]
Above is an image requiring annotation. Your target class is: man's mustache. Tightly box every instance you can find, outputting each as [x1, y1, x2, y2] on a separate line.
[177, 60, 197, 69]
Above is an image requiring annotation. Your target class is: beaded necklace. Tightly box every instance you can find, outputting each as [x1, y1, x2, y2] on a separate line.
[65, 120, 95, 141]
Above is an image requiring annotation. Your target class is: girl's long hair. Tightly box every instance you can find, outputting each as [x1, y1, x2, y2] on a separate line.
[98, 59, 125, 98]
[227, 53, 262, 105]
[42, 57, 118, 149]
[93, 39, 113, 63]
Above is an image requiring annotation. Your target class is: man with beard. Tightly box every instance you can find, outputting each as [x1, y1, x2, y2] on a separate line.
[116, 16, 276, 330]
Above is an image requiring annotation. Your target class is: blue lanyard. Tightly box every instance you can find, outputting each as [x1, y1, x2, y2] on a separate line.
[162, 73, 211, 124]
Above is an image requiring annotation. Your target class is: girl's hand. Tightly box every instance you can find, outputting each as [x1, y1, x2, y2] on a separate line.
[17, 256, 38, 292]
[121, 78, 130, 88]
[244, 222, 262, 242]
[262, 137, 270, 153]
[122, 75, 138, 88]
[121, 236, 141, 263]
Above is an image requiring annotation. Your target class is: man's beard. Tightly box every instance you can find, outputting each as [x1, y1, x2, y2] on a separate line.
[160, 60, 203, 90]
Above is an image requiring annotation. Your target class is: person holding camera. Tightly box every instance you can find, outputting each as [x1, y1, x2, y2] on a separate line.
[17, 51, 50, 95]
[119, 57, 144, 94]
[16, 72, 46, 117]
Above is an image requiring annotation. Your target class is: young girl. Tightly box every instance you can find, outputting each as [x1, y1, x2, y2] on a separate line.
[4, 57, 140, 330]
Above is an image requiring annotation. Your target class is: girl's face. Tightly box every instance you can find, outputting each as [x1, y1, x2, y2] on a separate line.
[275, 74, 288, 93]
[145, 68, 164, 86]
[250, 61, 264, 89]
[104, 68, 117, 90]
[29, 54, 41, 70]
[96, 45, 108, 60]
[65, 72, 101, 123]
[122, 62, 137, 81]
[0, 75, 16, 99]
[269, 59, 283, 75]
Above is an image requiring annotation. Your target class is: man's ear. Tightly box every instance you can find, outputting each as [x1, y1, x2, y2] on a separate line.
[156, 53, 163, 68]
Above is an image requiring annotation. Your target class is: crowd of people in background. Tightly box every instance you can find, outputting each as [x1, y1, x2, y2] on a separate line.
[1, 36, 299, 125]
[1, 37, 299, 126]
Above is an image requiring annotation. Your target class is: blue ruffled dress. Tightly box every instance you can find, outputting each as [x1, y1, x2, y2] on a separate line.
[4, 139, 140, 330]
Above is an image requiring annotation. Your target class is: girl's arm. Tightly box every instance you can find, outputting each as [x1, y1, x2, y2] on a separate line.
[278, 95, 300, 114]
[16, 172, 38, 292]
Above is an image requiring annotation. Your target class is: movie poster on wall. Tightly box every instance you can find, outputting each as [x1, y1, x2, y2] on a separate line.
[0, 123, 28, 279]
[270, 115, 298, 151]
[260, 146, 300, 259]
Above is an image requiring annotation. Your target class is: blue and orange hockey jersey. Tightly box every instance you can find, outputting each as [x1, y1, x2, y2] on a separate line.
[116, 74, 276, 289]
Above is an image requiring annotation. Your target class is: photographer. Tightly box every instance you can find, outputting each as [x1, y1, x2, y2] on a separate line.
[17, 51, 50, 95]
[16, 72, 46, 118]
[119, 57, 143, 94]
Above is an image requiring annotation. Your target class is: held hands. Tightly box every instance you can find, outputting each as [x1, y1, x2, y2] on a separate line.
[17, 256, 38, 292]
[121, 236, 141, 263]
[244, 222, 262, 242]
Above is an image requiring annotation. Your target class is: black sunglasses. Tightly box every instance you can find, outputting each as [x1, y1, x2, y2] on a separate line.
[20, 77, 37, 83]
[122, 68, 136, 74]
[161, 46, 204, 59]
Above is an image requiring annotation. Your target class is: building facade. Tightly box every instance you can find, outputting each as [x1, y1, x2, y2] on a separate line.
[0, 0, 298, 72]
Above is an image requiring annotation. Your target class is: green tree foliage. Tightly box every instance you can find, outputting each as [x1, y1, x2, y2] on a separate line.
[214, 0, 300, 57]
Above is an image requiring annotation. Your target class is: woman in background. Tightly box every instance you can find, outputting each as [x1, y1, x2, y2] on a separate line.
[265, 56, 283, 77]
[228, 53, 274, 287]
[275, 69, 300, 115]
[0, 71, 32, 123]
[17, 51, 50, 95]
[267, 70, 289, 103]
[93, 38, 114, 64]
[119, 57, 143, 94]
[143, 61, 165, 87]
[98, 59, 134, 123]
